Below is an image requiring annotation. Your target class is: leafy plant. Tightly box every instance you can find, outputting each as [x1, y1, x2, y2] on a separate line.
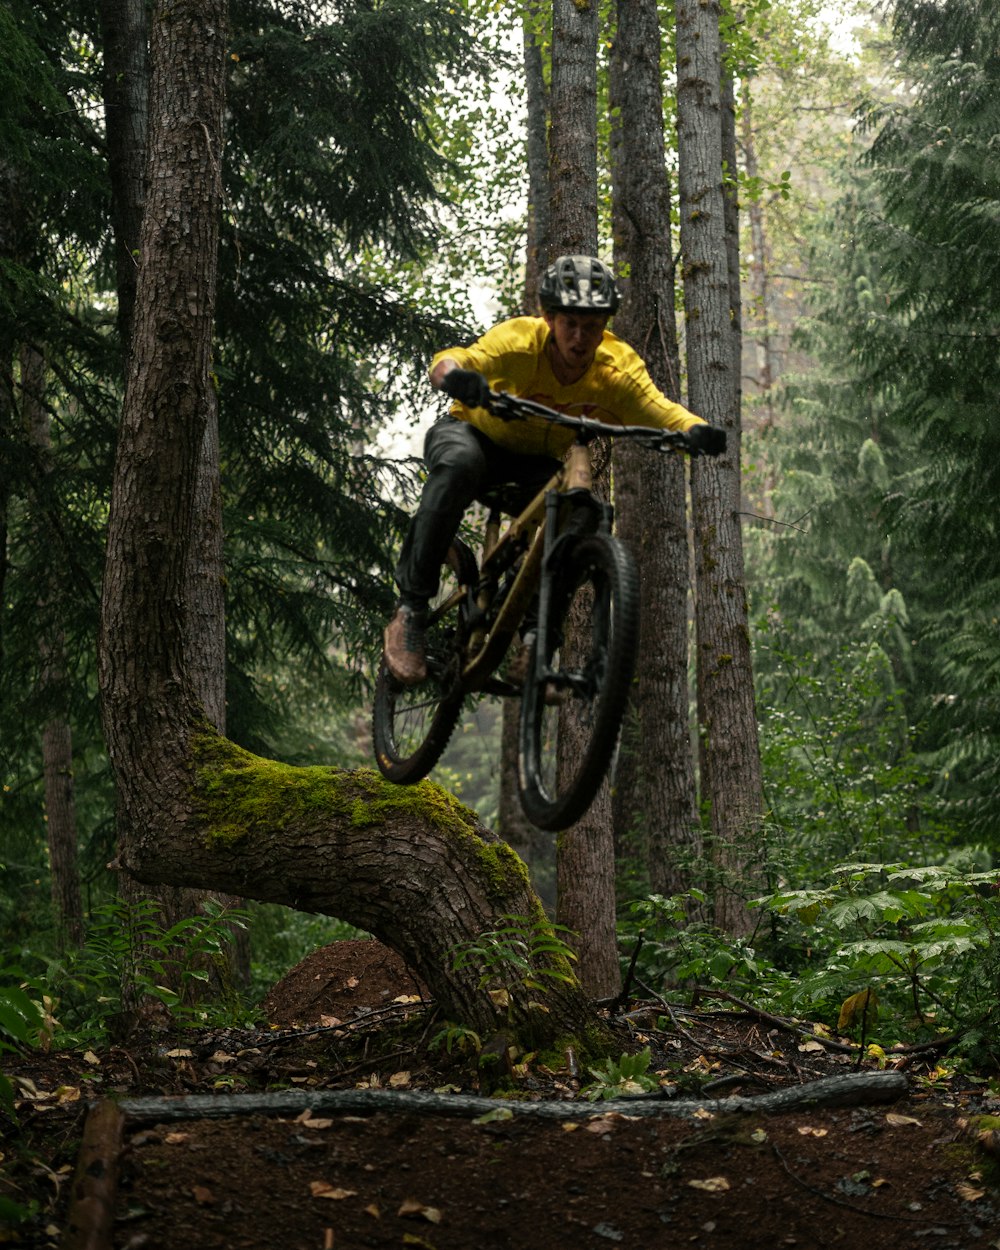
[428, 1022, 482, 1057]
[47, 897, 251, 1043]
[618, 892, 786, 1003]
[449, 914, 578, 997]
[583, 1047, 660, 1101]
[0, 980, 45, 1118]
[755, 860, 1000, 1047]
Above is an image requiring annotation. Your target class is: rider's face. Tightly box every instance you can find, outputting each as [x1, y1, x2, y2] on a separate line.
[544, 310, 609, 375]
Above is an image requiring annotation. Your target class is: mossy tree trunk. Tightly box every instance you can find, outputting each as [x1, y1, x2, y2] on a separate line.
[97, 0, 604, 1052]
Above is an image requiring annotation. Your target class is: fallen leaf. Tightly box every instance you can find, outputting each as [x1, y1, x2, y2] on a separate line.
[692, 1108, 715, 1121]
[688, 1177, 730, 1193]
[473, 1107, 513, 1125]
[164, 1132, 190, 1145]
[164, 1048, 194, 1059]
[397, 1197, 442, 1223]
[209, 1051, 236, 1064]
[192, 1186, 215, 1205]
[561, 1122, 580, 1132]
[83, 1050, 101, 1066]
[797, 1040, 825, 1053]
[345, 976, 359, 988]
[301, 1116, 334, 1130]
[797, 1126, 828, 1137]
[389, 1071, 411, 1088]
[310, 1182, 357, 1200]
[750, 1128, 768, 1144]
[364, 1203, 381, 1219]
[394, 994, 422, 1004]
[956, 1182, 985, 1202]
[838, 987, 878, 1031]
[886, 1113, 922, 1127]
[55, 1086, 81, 1104]
[319, 1014, 342, 1027]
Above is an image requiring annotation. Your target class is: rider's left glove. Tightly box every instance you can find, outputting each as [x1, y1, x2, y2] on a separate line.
[687, 424, 727, 456]
[441, 368, 491, 410]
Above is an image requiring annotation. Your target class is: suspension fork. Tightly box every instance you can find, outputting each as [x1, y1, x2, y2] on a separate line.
[534, 486, 613, 676]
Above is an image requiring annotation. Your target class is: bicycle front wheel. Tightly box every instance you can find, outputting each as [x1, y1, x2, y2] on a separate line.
[517, 534, 639, 830]
[372, 540, 477, 785]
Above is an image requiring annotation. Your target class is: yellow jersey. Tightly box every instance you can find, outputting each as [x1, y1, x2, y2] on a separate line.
[430, 316, 705, 457]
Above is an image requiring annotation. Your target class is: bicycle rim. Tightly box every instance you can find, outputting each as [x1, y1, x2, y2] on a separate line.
[517, 534, 638, 830]
[372, 541, 476, 785]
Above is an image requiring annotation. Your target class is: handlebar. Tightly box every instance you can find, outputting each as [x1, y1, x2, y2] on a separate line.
[484, 389, 702, 456]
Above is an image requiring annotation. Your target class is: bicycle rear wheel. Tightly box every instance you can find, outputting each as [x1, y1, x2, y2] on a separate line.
[517, 534, 639, 830]
[372, 540, 477, 785]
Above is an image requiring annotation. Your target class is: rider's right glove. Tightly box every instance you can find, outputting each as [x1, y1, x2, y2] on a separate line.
[687, 424, 727, 456]
[440, 368, 491, 410]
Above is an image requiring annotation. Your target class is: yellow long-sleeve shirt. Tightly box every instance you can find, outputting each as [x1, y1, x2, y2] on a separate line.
[430, 316, 705, 458]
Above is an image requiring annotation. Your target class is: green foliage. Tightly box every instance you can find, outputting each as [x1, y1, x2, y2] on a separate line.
[756, 626, 930, 875]
[449, 913, 578, 996]
[619, 892, 777, 1001]
[0, 981, 45, 1118]
[582, 1047, 660, 1101]
[428, 1021, 482, 1057]
[755, 859, 1000, 1058]
[43, 898, 251, 1044]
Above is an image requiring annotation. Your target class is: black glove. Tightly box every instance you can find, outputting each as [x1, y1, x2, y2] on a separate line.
[687, 423, 727, 456]
[440, 368, 490, 409]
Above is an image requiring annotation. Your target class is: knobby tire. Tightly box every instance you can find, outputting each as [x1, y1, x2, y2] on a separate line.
[517, 534, 639, 830]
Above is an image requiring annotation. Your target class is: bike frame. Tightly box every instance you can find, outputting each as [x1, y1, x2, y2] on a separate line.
[436, 438, 610, 694]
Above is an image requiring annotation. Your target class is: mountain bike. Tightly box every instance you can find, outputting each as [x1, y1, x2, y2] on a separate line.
[372, 391, 700, 831]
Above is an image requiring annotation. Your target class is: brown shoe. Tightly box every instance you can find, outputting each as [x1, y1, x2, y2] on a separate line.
[384, 604, 427, 686]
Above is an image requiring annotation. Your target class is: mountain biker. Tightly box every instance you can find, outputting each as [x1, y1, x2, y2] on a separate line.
[383, 254, 726, 686]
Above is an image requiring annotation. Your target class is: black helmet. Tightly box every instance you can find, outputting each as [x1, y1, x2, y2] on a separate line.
[539, 255, 620, 315]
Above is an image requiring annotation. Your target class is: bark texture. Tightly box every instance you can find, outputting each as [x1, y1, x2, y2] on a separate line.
[609, 0, 700, 898]
[522, 0, 550, 305]
[547, 0, 599, 258]
[99, 0, 150, 351]
[676, 0, 763, 934]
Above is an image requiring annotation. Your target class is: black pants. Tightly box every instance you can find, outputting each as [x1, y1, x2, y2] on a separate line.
[395, 416, 561, 608]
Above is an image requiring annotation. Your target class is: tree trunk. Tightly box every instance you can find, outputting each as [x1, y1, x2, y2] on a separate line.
[676, 0, 763, 935]
[99, 0, 149, 352]
[96, 0, 604, 1052]
[522, 0, 550, 306]
[547, 0, 620, 999]
[609, 0, 700, 899]
[22, 342, 85, 947]
[100, 0, 249, 990]
[740, 86, 777, 430]
[547, 0, 599, 259]
[495, 4, 553, 887]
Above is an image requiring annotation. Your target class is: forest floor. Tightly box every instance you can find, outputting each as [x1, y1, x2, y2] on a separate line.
[3, 939, 1000, 1250]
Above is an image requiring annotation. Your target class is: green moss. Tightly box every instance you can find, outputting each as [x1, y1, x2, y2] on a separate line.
[189, 729, 530, 905]
[190, 728, 481, 849]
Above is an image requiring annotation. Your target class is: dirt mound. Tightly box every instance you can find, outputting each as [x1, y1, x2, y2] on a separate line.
[261, 939, 426, 1026]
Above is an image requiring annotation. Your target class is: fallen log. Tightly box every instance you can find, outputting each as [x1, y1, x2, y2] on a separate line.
[61, 1098, 125, 1250]
[115, 1070, 907, 1124]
